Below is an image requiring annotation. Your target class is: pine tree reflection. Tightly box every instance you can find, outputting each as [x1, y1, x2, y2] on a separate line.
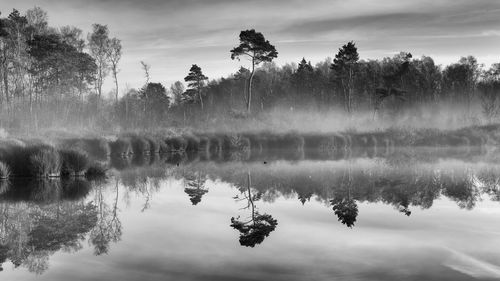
[330, 167, 358, 228]
[183, 171, 208, 205]
[230, 172, 278, 247]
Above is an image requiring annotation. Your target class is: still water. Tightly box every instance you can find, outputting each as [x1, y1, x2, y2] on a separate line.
[1, 149, 500, 281]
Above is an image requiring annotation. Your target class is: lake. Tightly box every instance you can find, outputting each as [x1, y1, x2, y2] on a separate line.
[1, 148, 500, 281]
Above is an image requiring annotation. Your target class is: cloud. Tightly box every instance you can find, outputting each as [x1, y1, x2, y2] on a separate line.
[444, 250, 500, 279]
[3, 0, 500, 92]
[279, 12, 435, 38]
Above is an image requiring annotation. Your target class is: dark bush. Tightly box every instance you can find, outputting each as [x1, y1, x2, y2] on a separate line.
[60, 149, 90, 176]
[110, 137, 133, 157]
[166, 136, 188, 152]
[129, 135, 151, 155]
[29, 147, 61, 177]
[0, 161, 10, 179]
[145, 136, 161, 154]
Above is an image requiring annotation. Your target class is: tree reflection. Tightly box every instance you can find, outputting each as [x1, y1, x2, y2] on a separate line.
[330, 167, 359, 228]
[0, 200, 98, 274]
[230, 172, 278, 247]
[440, 171, 480, 210]
[183, 171, 208, 205]
[89, 179, 122, 255]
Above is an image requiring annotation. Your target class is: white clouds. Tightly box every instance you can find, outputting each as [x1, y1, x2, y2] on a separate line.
[1, 0, 500, 93]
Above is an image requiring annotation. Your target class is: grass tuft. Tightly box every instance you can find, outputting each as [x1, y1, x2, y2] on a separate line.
[60, 149, 90, 176]
[85, 162, 108, 178]
[0, 161, 11, 179]
[129, 135, 151, 155]
[110, 137, 133, 157]
[29, 147, 61, 178]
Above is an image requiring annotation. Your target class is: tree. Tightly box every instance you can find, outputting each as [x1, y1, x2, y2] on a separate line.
[443, 56, 482, 115]
[170, 81, 185, 105]
[292, 58, 314, 105]
[478, 64, 500, 122]
[25, 6, 48, 35]
[59, 26, 85, 51]
[230, 29, 278, 114]
[108, 38, 122, 101]
[184, 64, 208, 110]
[140, 61, 150, 85]
[331, 41, 359, 114]
[139, 82, 170, 123]
[88, 24, 110, 98]
[373, 52, 412, 119]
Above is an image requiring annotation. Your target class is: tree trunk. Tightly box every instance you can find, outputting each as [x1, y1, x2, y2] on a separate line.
[247, 59, 255, 114]
[114, 70, 119, 102]
[198, 88, 204, 111]
[2, 48, 9, 105]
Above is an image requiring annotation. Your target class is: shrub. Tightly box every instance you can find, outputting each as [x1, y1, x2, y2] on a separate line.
[208, 135, 223, 155]
[158, 139, 169, 153]
[165, 136, 188, 152]
[129, 135, 150, 155]
[184, 135, 200, 152]
[85, 162, 108, 178]
[60, 149, 90, 176]
[244, 133, 265, 154]
[0, 179, 9, 195]
[82, 138, 110, 159]
[60, 138, 110, 160]
[145, 136, 161, 154]
[198, 136, 211, 153]
[0, 144, 49, 177]
[29, 147, 61, 177]
[0, 161, 10, 179]
[229, 134, 251, 151]
[110, 137, 133, 157]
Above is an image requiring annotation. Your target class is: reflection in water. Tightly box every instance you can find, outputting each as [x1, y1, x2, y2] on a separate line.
[330, 165, 359, 227]
[230, 172, 278, 247]
[90, 180, 122, 255]
[0, 199, 98, 274]
[182, 171, 208, 205]
[0, 150, 500, 279]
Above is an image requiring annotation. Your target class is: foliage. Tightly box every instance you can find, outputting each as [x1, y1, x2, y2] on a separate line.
[0, 161, 10, 179]
[231, 29, 278, 113]
[183, 65, 208, 109]
[230, 213, 278, 247]
[29, 147, 61, 177]
[110, 137, 133, 157]
[60, 149, 90, 176]
[139, 82, 170, 122]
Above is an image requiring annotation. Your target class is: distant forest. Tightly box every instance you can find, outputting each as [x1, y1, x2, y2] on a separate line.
[0, 7, 500, 132]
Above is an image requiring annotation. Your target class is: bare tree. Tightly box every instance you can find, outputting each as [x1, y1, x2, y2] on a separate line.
[88, 24, 110, 98]
[108, 38, 122, 101]
[140, 61, 150, 85]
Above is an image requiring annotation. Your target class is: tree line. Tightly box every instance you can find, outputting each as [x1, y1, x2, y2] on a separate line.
[1, 7, 499, 131]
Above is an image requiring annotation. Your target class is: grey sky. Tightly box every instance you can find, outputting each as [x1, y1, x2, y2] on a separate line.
[1, 0, 500, 94]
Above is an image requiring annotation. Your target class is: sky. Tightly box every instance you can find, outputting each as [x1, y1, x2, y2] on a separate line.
[1, 0, 500, 95]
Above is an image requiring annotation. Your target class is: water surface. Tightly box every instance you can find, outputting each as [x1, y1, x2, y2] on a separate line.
[1, 150, 500, 281]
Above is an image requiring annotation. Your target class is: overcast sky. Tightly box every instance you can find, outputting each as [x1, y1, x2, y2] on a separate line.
[1, 0, 500, 94]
